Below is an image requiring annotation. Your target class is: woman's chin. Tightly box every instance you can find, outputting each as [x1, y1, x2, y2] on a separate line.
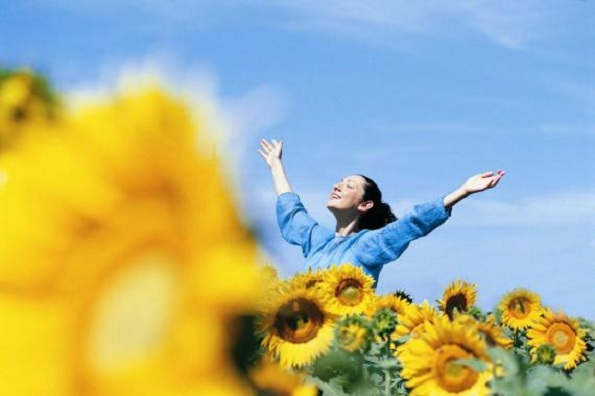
[327, 202, 340, 212]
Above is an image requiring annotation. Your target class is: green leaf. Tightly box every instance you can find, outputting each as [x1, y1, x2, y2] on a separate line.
[376, 358, 399, 370]
[306, 376, 349, 396]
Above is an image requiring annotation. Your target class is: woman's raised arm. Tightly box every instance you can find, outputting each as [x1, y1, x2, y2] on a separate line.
[258, 138, 293, 196]
[443, 170, 505, 209]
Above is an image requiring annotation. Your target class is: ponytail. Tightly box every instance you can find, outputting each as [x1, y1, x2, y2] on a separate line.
[357, 175, 398, 231]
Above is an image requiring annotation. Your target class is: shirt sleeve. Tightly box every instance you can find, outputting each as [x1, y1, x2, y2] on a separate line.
[354, 197, 451, 266]
[276, 192, 329, 257]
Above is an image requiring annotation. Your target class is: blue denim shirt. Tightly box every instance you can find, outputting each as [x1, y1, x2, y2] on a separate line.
[276, 192, 451, 284]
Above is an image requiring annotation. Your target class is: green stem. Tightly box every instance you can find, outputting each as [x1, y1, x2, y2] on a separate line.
[385, 337, 391, 396]
[385, 370, 390, 396]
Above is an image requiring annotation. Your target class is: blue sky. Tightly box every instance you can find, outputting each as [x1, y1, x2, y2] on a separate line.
[3, 1, 594, 318]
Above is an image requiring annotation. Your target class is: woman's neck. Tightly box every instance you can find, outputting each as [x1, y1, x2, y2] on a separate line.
[334, 215, 360, 236]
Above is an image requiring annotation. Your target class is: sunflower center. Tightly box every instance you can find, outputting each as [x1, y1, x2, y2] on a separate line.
[509, 298, 530, 319]
[434, 345, 479, 393]
[546, 322, 576, 354]
[335, 279, 363, 306]
[445, 293, 468, 318]
[275, 298, 324, 344]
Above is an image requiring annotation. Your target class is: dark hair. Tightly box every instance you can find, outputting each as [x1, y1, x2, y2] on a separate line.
[357, 175, 397, 230]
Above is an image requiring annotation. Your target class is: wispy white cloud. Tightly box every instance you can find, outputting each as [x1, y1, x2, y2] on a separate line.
[219, 85, 290, 178]
[455, 2, 549, 49]
[448, 191, 595, 227]
[30, 0, 559, 49]
[65, 53, 288, 174]
[268, 0, 555, 49]
[416, 119, 595, 138]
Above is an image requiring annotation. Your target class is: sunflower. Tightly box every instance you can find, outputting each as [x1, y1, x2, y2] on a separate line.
[260, 286, 336, 368]
[394, 289, 414, 303]
[335, 315, 372, 353]
[318, 264, 375, 316]
[288, 267, 324, 291]
[455, 314, 512, 349]
[373, 308, 398, 341]
[527, 308, 588, 370]
[399, 315, 493, 396]
[394, 300, 441, 342]
[498, 289, 543, 330]
[437, 279, 477, 320]
[0, 85, 259, 394]
[366, 293, 411, 318]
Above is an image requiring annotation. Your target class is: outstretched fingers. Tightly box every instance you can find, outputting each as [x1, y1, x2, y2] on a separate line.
[489, 170, 506, 188]
[260, 138, 273, 151]
[479, 171, 495, 178]
[258, 138, 284, 167]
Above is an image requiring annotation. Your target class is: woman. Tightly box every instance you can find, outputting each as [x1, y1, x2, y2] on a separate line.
[259, 138, 505, 284]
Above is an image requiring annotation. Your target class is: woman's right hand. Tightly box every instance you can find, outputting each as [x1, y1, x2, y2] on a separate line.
[259, 138, 293, 195]
[258, 139, 283, 169]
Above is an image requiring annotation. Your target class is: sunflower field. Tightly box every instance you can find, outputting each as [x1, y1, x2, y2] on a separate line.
[0, 68, 594, 395]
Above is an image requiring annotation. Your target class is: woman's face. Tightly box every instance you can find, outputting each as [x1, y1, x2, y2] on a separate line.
[327, 175, 368, 211]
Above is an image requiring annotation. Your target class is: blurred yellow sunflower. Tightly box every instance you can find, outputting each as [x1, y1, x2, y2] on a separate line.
[288, 267, 323, 290]
[399, 316, 493, 396]
[261, 264, 279, 283]
[256, 264, 282, 299]
[249, 356, 318, 396]
[480, 315, 513, 349]
[394, 300, 441, 342]
[498, 289, 543, 330]
[366, 293, 411, 318]
[260, 287, 336, 368]
[527, 308, 588, 370]
[335, 315, 372, 353]
[437, 279, 477, 320]
[455, 314, 512, 349]
[318, 264, 375, 316]
[0, 85, 259, 395]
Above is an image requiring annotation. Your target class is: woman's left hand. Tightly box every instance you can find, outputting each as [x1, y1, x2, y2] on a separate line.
[463, 170, 506, 194]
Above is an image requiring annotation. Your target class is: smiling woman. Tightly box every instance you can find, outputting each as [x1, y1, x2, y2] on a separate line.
[258, 138, 505, 285]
